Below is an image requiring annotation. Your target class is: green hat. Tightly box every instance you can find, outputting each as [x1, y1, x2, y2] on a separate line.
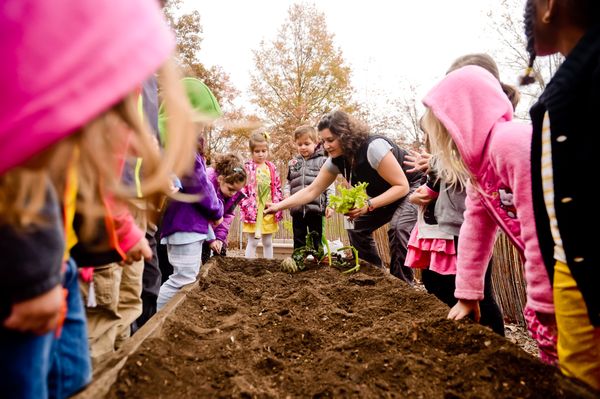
[158, 77, 222, 145]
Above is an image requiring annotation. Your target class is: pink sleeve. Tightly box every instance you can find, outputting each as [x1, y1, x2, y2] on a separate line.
[102, 193, 143, 256]
[424, 185, 439, 199]
[454, 182, 498, 301]
[493, 126, 554, 313]
[111, 205, 143, 254]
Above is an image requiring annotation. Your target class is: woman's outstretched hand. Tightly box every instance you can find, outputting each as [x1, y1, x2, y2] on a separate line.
[264, 202, 278, 215]
[448, 299, 481, 322]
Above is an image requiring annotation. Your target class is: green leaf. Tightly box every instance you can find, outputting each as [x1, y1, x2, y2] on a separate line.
[329, 182, 369, 214]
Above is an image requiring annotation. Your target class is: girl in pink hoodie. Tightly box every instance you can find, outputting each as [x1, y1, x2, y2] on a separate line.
[421, 65, 557, 365]
[0, 0, 198, 395]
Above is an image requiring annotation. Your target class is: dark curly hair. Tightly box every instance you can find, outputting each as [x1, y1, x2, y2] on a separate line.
[521, 0, 538, 85]
[317, 110, 369, 162]
[213, 153, 247, 185]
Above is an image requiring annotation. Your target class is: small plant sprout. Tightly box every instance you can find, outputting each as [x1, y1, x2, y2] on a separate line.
[280, 230, 360, 274]
[283, 219, 293, 235]
[338, 246, 360, 273]
[254, 171, 271, 239]
[329, 182, 369, 215]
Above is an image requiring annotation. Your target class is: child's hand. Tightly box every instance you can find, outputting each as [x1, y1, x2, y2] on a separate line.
[448, 299, 481, 322]
[325, 207, 334, 219]
[121, 237, 152, 265]
[404, 150, 431, 173]
[210, 240, 223, 254]
[3, 284, 64, 335]
[211, 217, 223, 227]
[409, 185, 433, 206]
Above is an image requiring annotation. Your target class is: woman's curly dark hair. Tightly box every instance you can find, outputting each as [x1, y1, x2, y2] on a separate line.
[317, 110, 369, 162]
[213, 153, 247, 185]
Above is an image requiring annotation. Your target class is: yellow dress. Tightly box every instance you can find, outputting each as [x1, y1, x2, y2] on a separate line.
[243, 164, 279, 235]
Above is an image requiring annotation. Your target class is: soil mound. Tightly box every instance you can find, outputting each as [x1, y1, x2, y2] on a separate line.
[108, 258, 598, 398]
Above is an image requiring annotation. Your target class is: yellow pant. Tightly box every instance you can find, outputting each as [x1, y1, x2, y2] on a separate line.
[554, 260, 600, 390]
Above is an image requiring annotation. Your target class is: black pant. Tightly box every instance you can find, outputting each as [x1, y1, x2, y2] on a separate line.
[132, 229, 162, 333]
[421, 256, 505, 336]
[292, 212, 323, 250]
[347, 198, 417, 284]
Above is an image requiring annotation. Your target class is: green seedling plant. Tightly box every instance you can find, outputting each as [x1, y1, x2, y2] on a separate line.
[281, 230, 360, 274]
[329, 182, 369, 214]
[282, 219, 293, 235]
[254, 172, 271, 239]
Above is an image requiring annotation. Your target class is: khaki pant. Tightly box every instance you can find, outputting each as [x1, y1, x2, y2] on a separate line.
[80, 260, 143, 366]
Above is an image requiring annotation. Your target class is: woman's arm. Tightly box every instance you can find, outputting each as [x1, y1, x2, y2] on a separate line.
[265, 166, 337, 214]
[370, 151, 410, 207]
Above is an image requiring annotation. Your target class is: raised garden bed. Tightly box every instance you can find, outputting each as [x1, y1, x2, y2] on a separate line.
[83, 257, 596, 398]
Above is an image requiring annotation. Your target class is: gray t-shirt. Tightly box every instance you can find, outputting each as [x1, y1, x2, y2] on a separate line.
[323, 139, 392, 175]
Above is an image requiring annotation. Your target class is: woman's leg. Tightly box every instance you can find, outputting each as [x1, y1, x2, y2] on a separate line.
[245, 234, 259, 258]
[347, 206, 393, 269]
[157, 241, 203, 310]
[262, 234, 273, 259]
[388, 200, 418, 283]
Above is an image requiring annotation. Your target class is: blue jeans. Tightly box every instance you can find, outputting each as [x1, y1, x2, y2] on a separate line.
[0, 328, 54, 398]
[48, 258, 91, 399]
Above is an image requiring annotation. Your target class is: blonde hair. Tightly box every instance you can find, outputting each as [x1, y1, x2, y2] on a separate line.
[293, 125, 318, 142]
[249, 131, 270, 151]
[422, 109, 472, 189]
[0, 58, 197, 231]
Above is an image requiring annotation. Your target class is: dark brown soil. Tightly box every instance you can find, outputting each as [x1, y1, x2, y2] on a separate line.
[108, 257, 598, 399]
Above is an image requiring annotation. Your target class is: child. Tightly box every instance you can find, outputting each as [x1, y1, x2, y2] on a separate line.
[285, 125, 333, 250]
[0, 0, 196, 395]
[422, 65, 557, 364]
[406, 165, 505, 336]
[405, 54, 519, 337]
[522, 0, 600, 388]
[201, 154, 247, 263]
[157, 78, 225, 310]
[241, 132, 283, 259]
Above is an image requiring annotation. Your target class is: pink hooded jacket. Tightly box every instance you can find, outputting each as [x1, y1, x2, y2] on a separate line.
[423, 66, 554, 314]
[0, 0, 174, 174]
[240, 160, 283, 224]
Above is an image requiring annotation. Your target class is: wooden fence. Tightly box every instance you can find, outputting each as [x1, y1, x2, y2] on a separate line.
[228, 211, 526, 325]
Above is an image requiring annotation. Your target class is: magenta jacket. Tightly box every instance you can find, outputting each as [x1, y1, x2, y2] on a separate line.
[240, 160, 283, 223]
[206, 167, 245, 244]
[423, 66, 553, 314]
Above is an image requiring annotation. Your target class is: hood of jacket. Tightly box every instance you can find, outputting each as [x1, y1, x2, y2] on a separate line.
[422, 65, 514, 177]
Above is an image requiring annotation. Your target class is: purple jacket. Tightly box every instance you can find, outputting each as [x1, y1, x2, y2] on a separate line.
[206, 167, 245, 244]
[160, 154, 224, 239]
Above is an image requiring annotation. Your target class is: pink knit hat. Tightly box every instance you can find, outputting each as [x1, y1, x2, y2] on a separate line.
[0, 0, 175, 174]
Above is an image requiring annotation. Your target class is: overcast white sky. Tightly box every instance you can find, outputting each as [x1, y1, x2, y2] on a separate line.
[182, 0, 524, 110]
